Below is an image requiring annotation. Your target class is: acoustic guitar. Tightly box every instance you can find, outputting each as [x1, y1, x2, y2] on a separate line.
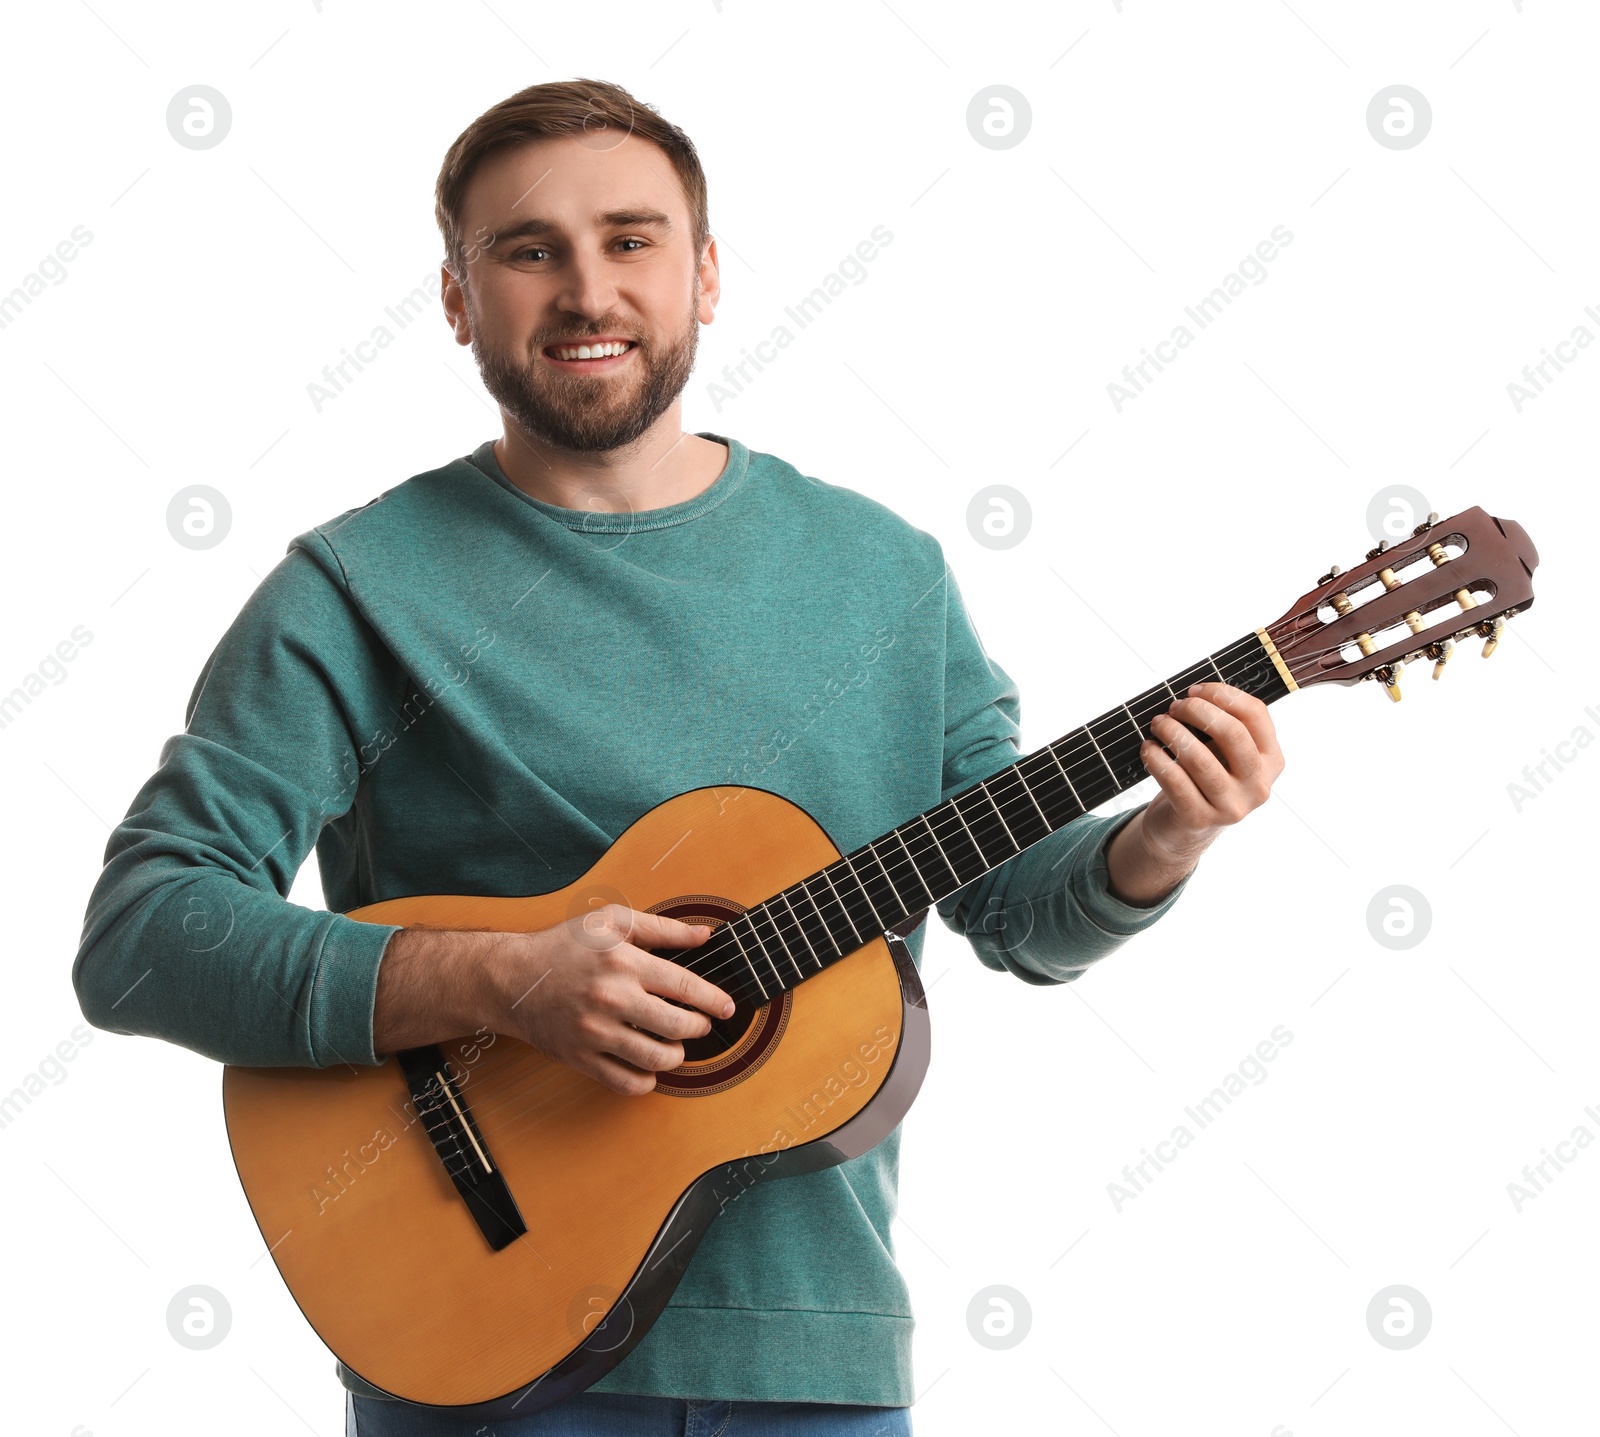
[222, 505, 1538, 1417]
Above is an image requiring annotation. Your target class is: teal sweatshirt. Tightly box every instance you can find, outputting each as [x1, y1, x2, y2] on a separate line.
[72, 434, 1190, 1407]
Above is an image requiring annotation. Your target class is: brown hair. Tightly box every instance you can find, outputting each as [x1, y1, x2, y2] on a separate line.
[434, 78, 710, 287]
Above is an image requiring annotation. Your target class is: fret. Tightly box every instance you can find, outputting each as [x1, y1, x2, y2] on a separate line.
[1056, 741, 1110, 814]
[1207, 654, 1227, 682]
[755, 908, 806, 985]
[732, 909, 775, 988]
[947, 789, 1004, 869]
[1125, 683, 1173, 737]
[790, 880, 842, 960]
[957, 787, 1012, 864]
[975, 779, 1022, 854]
[717, 923, 768, 1002]
[1019, 748, 1078, 827]
[1081, 756, 1120, 811]
[1013, 766, 1052, 831]
[817, 868, 864, 947]
[724, 965, 764, 1009]
[1081, 721, 1118, 783]
[775, 891, 825, 973]
[836, 855, 888, 930]
[892, 815, 955, 909]
[932, 797, 987, 877]
[1090, 710, 1144, 789]
[887, 827, 937, 909]
[737, 911, 786, 991]
[862, 840, 910, 915]
[918, 812, 960, 890]
[755, 902, 808, 986]
[997, 769, 1055, 848]
[1118, 701, 1144, 746]
[1046, 743, 1085, 809]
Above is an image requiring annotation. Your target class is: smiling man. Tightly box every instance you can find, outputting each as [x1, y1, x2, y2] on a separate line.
[444, 96, 727, 515]
[73, 79, 1283, 1437]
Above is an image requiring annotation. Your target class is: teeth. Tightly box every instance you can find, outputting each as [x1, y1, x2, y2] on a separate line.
[553, 341, 630, 360]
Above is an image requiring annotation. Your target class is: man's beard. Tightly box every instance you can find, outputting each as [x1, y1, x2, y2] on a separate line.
[468, 291, 700, 455]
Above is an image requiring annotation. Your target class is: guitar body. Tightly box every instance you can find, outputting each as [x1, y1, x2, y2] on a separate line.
[222, 784, 931, 1415]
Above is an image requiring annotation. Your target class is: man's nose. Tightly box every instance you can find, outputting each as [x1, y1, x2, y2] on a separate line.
[553, 248, 619, 319]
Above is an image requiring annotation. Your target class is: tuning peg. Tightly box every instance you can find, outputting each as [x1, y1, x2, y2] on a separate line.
[1318, 563, 1343, 585]
[1480, 615, 1506, 658]
[1411, 510, 1440, 537]
[1374, 660, 1403, 702]
[1365, 539, 1391, 562]
[1427, 639, 1454, 679]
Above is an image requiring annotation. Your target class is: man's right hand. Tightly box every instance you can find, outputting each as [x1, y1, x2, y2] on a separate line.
[486, 905, 736, 1094]
[371, 905, 737, 1096]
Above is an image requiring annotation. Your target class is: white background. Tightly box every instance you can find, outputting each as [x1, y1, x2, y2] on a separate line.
[1, 1, 1594, 1434]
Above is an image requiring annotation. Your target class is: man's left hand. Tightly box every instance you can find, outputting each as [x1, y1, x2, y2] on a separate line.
[1105, 681, 1285, 905]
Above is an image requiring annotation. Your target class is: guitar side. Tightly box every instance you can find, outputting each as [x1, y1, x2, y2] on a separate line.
[221, 784, 931, 1410]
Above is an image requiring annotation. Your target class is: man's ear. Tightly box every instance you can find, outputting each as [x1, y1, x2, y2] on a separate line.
[441, 263, 473, 345]
[696, 237, 721, 324]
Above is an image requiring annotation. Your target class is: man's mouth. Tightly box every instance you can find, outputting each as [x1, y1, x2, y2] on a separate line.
[542, 338, 639, 367]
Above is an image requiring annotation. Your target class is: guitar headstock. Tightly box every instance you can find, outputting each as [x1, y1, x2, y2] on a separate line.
[1265, 506, 1539, 698]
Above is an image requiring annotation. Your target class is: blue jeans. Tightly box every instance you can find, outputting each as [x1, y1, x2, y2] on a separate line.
[346, 1390, 913, 1436]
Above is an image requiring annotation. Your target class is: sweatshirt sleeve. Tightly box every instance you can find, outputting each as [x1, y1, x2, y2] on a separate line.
[932, 558, 1193, 985]
[71, 532, 403, 1068]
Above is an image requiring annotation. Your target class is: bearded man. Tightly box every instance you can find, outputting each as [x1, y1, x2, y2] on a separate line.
[74, 77, 1283, 1437]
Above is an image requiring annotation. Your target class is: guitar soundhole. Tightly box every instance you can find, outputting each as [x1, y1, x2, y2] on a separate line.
[640, 895, 794, 1097]
[675, 996, 762, 1062]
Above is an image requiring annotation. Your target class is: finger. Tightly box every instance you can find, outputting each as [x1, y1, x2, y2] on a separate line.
[567, 967, 703, 1068]
[1190, 684, 1286, 774]
[617, 982, 721, 1042]
[1151, 711, 1234, 812]
[1184, 682, 1283, 765]
[602, 905, 715, 950]
[637, 948, 738, 1020]
[584, 1051, 662, 1097]
[1164, 697, 1263, 794]
[1171, 694, 1257, 771]
[1140, 733, 1213, 823]
[602, 1018, 688, 1076]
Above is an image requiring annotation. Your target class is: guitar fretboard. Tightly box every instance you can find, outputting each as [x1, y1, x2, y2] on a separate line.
[690, 629, 1292, 1007]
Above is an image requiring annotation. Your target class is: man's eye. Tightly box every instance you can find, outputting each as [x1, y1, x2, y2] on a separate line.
[617, 237, 646, 252]
[513, 246, 550, 262]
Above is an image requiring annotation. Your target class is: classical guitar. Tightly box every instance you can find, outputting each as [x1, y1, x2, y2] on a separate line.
[222, 505, 1538, 1417]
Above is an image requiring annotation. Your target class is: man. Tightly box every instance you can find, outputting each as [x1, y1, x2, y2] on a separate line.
[74, 79, 1283, 1436]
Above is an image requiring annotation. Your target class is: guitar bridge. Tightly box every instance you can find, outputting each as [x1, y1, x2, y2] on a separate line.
[397, 1045, 527, 1251]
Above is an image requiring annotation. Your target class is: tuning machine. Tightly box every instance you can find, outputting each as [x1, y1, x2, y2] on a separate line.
[1327, 548, 1404, 701]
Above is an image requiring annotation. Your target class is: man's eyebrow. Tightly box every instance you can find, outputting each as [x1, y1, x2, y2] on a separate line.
[597, 208, 673, 230]
[485, 209, 674, 244]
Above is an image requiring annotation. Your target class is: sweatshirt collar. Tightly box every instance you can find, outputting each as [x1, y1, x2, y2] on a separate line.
[467, 433, 748, 533]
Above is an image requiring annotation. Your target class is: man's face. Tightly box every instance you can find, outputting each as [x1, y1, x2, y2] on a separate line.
[446, 132, 718, 454]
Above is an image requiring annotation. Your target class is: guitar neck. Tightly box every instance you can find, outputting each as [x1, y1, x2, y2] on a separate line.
[694, 627, 1297, 1006]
